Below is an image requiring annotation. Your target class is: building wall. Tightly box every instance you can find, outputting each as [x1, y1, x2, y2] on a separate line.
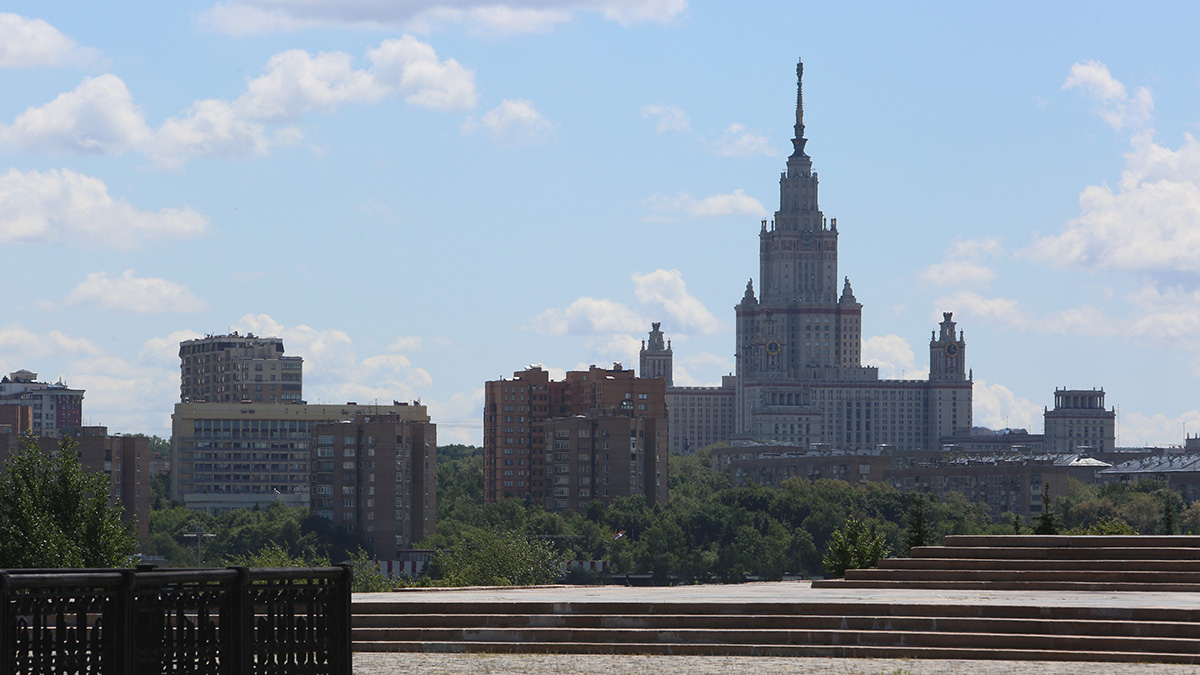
[542, 414, 666, 511]
[1044, 388, 1116, 453]
[0, 370, 84, 437]
[311, 415, 436, 559]
[179, 333, 304, 404]
[171, 401, 430, 512]
[483, 365, 667, 509]
[666, 378, 736, 454]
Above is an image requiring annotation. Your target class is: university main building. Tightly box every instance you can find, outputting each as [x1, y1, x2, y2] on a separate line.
[645, 61, 973, 454]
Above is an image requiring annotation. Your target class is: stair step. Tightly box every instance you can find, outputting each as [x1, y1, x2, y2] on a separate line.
[879, 558, 1200, 571]
[942, 535, 1200, 548]
[351, 614, 1199, 637]
[352, 640, 1200, 663]
[810, 578, 1200, 592]
[910, 546, 1200, 559]
[843, 569, 1200, 583]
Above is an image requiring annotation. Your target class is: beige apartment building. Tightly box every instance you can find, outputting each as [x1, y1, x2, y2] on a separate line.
[179, 333, 303, 404]
[171, 401, 430, 513]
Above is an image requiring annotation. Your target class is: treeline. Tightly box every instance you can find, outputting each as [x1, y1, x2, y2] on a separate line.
[142, 443, 1200, 584]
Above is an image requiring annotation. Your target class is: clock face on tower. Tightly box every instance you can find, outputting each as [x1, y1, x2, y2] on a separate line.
[944, 343, 960, 357]
[766, 340, 782, 356]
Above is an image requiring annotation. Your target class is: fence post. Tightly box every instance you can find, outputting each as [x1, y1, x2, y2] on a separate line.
[224, 567, 252, 675]
[0, 573, 11, 675]
[110, 569, 136, 675]
[332, 563, 354, 675]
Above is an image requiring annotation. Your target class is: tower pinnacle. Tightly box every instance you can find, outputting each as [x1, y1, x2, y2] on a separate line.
[791, 59, 809, 159]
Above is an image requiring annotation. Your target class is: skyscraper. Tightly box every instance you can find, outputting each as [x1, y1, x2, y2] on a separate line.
[661, 61, 973, 453]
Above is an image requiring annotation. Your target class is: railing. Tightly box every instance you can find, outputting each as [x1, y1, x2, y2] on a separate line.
[0, 565, 352, 675]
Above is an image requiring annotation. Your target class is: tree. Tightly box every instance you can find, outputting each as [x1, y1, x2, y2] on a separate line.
[0, 436, 137, 568]
[822, 515, 888, 578]
[433, 529, 569, 586]
[902, 494, 931, 554]
[1033, 484, 1060, 535]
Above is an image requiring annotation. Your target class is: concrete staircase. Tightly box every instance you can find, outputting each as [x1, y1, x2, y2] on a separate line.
[812, 534, 1200, 592]
[352, 536, 1200, 662]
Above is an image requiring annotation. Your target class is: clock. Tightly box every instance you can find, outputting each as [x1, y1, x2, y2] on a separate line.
[766, 340, 782, 355]
[945, 343, 960, 357]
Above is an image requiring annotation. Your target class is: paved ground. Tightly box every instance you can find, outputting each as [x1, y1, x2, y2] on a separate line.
[353, 653, 1200, 674]
[352, 581, 1200, 674]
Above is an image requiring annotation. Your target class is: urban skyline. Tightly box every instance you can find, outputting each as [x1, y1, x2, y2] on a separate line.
[3, 3, 1200, 447]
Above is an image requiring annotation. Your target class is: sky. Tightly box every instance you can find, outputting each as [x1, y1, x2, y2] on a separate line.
[3, 2, 1200, 448]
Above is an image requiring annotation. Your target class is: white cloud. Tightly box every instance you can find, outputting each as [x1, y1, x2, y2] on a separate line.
[0, 325, 101, 362]
[200, 0, 686, 36]
[862, 334, 921, 380]
[672, 352, 733, 387]
[1120, 410, 1200, 447]
[66, 269, 207, 313]
[0, 168, 208, 248]
[0, 74, 151, 155]
[934, 291, 1030, 329]
[2, 37, 475, 166]
[426, 388, 485, 445]
[1062, 59, 1153, 130]
[640, 103, 690, 135]
[0, 13, 102, 68]
[643, 189, 767, 218]
[530, 297, 645, 336]
[139, 329, 204, 365]
[972, 379, 1043, 433]
[388, 335, 424, 352]
[1030, 132, 1200, 274]
[631, 269, 720, 334]
[461, 98, 555, 147]
[709, 123, 774, 157]
[919, 237, 1001, 288]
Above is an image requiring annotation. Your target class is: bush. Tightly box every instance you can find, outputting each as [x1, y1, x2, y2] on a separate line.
[434, 529, 569, 586]
[822, 516, 889, 578]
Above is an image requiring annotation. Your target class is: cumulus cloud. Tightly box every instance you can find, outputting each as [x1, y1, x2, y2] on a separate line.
[918, 237, 1001, 288]
[0, 168, 208, 248]
[672, 352, 733, 387]
[862, 334, 922, 380]
[1062, 59, 1153, 130]
[0, 74, 152, 155]
[709, 123, 774, 157]
[640, 103, 690, 135]
[934, 291, 1030, 329]
[0, 325, 101, 363]
[643, 189, 767, 219]
[388, 335, 424, 352]
[530, 297, 645, 336]
[1030, 132, 1200, 274]
[631, 269, 720, 334]
[66, 269, 207, 313]
[1, 37, 475, 166]
[0, 13, 102, 68]
[461, 98, 555, 147]
[972, 379, 1043, 433]
[200, 0, 686, 36]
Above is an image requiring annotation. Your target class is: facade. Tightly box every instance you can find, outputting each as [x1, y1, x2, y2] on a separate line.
[661, 61, 973, 454]
[483, 364, 667, 509]
[310, 415, 436, 559]
[712, 444, 893, 488]
[638, 322, 673, 385]
[0, 427, 150, 545]
[179, 333, 303, 404]
[666, 375, 737, 454]
[1043, 388, 1116, 453]
[170, 401, 430, 513]
[542, 414, 667, 511]
[1100, 454, 1200, 504]
[0, 370, 84, 437]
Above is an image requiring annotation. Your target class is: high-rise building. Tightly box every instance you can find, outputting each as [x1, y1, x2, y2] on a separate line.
[1044, 388, 1116, 454]
[171, 401, 431, 513]
[483, 364, 667, 509]
[665, 61, 973, 453]
[310, 414, 436, 559]
[639, 322, 673, 386]
[0, 370, 84, 437]
[179, 333, 303, 404]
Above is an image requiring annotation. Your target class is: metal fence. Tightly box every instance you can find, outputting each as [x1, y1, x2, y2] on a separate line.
[0, 565, 352, 675]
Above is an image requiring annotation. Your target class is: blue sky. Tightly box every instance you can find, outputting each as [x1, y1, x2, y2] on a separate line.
[3, 2, 1200, 447]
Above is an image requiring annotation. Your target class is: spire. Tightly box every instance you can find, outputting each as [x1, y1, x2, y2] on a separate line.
[790, 58, 809, 159]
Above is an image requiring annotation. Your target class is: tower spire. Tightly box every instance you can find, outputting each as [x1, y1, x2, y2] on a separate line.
[791, 58, 808, 159]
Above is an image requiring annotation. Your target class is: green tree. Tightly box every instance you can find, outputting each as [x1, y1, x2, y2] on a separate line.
[1033, 484, 1060, 535]
[433, 529, 569, 586]
[0, 436, 137, 568]
[822, 515, 888, 578]
[902, 493, 931, 554]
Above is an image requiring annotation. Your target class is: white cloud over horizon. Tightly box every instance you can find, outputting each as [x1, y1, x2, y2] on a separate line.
[0, 168, 208, 248]
[0, 13, 102, 69]
[643, 188, 767, 219]
[199, 0, 687, 36]
[66, 270, 208, 313]
[1, 37, 476, 166]
[461, 98, 555, 147]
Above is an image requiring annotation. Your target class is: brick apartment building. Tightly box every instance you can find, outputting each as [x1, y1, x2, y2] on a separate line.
[483, 364, 668, 510]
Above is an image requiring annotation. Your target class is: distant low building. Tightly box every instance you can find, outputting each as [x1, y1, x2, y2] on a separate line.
[1100, 454, 1200, 504]
[0, 370, 84, 437]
